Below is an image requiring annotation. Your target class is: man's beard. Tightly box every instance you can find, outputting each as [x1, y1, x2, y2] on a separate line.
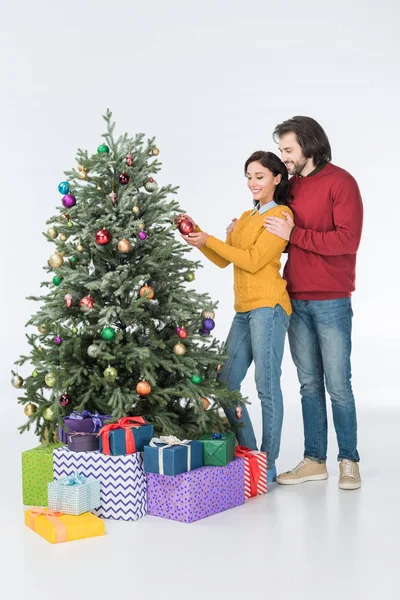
[288, 157, 308, 175]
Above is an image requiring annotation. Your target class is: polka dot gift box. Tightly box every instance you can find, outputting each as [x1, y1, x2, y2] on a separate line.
[22, 443, 65, 507]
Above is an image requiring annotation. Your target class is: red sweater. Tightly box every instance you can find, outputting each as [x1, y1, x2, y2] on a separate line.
[284, 163, 363, 300]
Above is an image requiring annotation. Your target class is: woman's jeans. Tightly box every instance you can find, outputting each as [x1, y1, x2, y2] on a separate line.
[288, 298, 359, 463]
[218, 306, 290, 469]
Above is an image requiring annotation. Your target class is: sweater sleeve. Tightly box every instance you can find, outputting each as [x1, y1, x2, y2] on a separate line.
[290, 176, 363, 256]
[195, 226, 232, 268]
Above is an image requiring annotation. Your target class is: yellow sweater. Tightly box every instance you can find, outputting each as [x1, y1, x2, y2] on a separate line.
[198, 204, 292, 315]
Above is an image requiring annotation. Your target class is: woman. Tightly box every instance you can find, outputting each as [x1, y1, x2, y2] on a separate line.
[180, 151, 292, 483]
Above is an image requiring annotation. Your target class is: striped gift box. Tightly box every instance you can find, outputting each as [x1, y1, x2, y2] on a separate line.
[235, 447, 267, 499]
[48, 475, 101, 516]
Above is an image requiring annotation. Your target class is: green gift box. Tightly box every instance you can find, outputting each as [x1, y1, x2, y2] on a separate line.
[22, 443, 65, 507]
[199, 432, 236, 467]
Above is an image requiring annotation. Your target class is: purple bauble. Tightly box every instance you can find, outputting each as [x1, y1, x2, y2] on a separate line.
[54, 336, 63, 345]
[62, 194, 77, 209]
[176, 326, 181, 333]
[202, 318, 215, 331]
[138, 231, 148, 240]
[199, 328, 210, 336]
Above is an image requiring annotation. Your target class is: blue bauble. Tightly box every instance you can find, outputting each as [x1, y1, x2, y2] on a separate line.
[202, 318, 215, 331]
[58, 181, 70, 195]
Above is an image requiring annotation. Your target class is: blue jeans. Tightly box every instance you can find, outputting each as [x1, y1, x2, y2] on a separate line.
[288, 298, 359, 463]
[218, 306, 290, 469]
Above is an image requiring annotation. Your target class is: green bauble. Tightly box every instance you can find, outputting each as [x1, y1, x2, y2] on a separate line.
[69, 256, 78, 267]
[67, 221, 73, 228]
[104, 367, 118, 382]
[43, 407, 55, 421]
[44, 372, 56, 387]
[97, 144, 110, 154]
[101, 327, 116, 341]
[191, 374, 202, 385]
[53, 275, 63, 286]
[32, 370, 38, 378]
[72, 327, 78, 334]
[184, 272, 196, 282]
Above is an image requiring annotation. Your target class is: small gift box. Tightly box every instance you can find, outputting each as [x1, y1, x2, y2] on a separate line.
[25, 508, 104, 544]
[98, 416, 154, 456]
[144, 436, 203, 476]
[48, 472, 101, 515]
[235, 446, 267, 498]
[199, 432, 236, 467]
[67, 432, 99, 453]
[58, 410, 112, 444]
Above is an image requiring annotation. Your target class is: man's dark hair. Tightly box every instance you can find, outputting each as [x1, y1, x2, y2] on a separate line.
[273, 116, 332, 167]
[244, 150, 290, 206]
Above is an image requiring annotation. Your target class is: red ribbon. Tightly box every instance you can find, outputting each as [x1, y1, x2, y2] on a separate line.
[99, 416, 146, 455]
[235, 445, 262, 497]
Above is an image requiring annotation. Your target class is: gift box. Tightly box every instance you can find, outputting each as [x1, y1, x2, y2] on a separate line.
[53, 447, 147, 521]
[144, 436, 203, 476]
[67, 432, 99, 453]
[22, 443, 65, 507]
[199, 432, 236, 467]
[147, 457, 245, 523]
[48, 473, 101, 515]
[58, 410, 112, 444]
[98, 416, 154, 455]
[235, 446, 267, 499]
[25, 508, 104, 544]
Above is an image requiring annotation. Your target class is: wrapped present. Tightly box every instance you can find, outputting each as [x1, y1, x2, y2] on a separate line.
[199, 432, 236, 467]
[58, 410, 112, 444]
[98, 416, 154, 455]
[25, 507, 104, 544]
[53, 447, 147, 521]
[144, 436, 203, 476]
[48, 473, 101, 515]
[67, 432, 99, 453]
[147, 457, 245, 523]
[22, 443, 65, 507]
[235, 446, 267, 498]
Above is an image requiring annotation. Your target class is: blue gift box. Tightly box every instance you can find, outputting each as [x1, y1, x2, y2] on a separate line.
[99, 420, 154, 456]
[48, 473, 101, 516]
[144, 437, 203, 476]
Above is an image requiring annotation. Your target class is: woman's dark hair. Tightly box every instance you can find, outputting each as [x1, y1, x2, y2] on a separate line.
[273, 116, 332, 167]
[244, 151, 289, 206]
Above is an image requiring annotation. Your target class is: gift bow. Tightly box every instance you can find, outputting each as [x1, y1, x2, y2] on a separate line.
[29, 508, 67, 543]
[235, 445, 262, 497]
[150, 435, 192, 475]
[58, 472, 87, 486]
[67, 410, 112, 433]
[99, 416, 146, 455]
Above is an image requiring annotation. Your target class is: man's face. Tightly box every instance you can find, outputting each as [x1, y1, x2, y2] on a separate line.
[278, 132, 309, 176]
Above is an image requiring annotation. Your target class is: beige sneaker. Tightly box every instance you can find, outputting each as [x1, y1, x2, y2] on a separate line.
[276, 457, 328, 485]
[339, 460, 361, 490]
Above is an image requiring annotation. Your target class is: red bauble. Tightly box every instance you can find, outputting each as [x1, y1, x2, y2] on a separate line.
[59, 393, 72, 407]
[178, 218, 195, 235]
[95, 229, 112, 245]
[119, 172, 130, 185]
[178, 328, 188, 339]
[79, 295, 95, 312]
[235, 406, 243, 419]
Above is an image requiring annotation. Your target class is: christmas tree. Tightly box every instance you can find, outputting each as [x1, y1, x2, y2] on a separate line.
[12, 110, 243, 442]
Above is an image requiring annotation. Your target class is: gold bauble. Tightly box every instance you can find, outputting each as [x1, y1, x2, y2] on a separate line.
[152, 147, 160, 156]
[38, 324, 48, 334]
[132, 206, 140, 215]
[76, 243, 84, 253]
[138, 222, 145, 230]
[49, 252, 64, 268]
[77, 163, 84, 172]
[59, 233, 68, 242]
[43, 407, 55, 421]
[11, 375, 24, 388]
[139, 285, 155, 299]
[173, 343, 186, 356]
[201, 397, 211, 410]
[59, 213, 70, 223]
[79, 170, 88, 180]
[47, 227, 58, 239]
[202, 310, 215, 320]
[136, 380, 152, 396]
[24, 403, 37, 417]
[97, 185, 102, 191]
[117, 238, 132, 253]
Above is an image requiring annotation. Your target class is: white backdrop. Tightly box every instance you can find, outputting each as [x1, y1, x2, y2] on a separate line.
[1, 0, 399, 452]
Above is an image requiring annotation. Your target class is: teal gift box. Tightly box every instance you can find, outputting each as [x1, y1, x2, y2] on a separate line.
[98, 417, 154, 456]
[48, 473, 101, 515]
[199, 432, 236, 466]
[144, 436, 203, 475]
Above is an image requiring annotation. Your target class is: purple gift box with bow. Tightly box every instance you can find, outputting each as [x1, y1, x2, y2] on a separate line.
[58, 410, 112, 444]
[67, 432, 99, 453]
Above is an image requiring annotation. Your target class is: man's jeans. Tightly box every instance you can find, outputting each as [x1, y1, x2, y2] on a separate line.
[289, 298, 359, 463]
[218, 306, 290, 469]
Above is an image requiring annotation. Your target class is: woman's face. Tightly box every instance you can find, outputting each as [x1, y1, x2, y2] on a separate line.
[246, 161, 281, 203]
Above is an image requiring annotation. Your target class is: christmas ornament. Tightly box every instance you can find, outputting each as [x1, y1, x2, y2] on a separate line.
[199, 328, 210, 336]
[235, 406, 243, 419]
[32, 371, 38, 378]
[126, 152, 134, 166]
[44, 372, 56, 387]
[173, 343, 186, 356]
[144, 178, 158, 192]
[152, 147, 160, 156]
[191, 374, 202, 385]
[184, 272, 195, 282]
[62, 194, 77, 209]
[202, 318, 215, 331]
[216, 364, 223, 372]
[76, 243, 84, 253]
[87, 344, 100, 358]
[80, 295, 95, 312]
[95, 228, 112, 245]
[97, 143, 110, 154]
[64, 293, 73, 308]
[139, 285, 154, 299]
[24, 403, 37, 417]
[54, 336, 63, 345]
[119, 172, 130, 185]
[132, 205, 140, 214]
[67, 220, 73, 228]
[117, 238, 131, 253]
[101, 327, 116, 341]
[77, 164, 85, 172]
[109, 191, 118, 206]
[58, 181, 70, 195]
[59, 233, 68, 242]
[177, 218, 194, 235]
[138, 231, 147, 240]
[69, 256, 78, 268]
[104, 367, 118, 382]
[79, 169, 88, 180]
[47, 227, 58, 239]
[11, 375, 23, 388]
[88, 258, 95, 276]
[201, 397, 211, 411]
[177, 328, 188, 340]
[136, 380, 152, 396]
[53, 275, 63, 286]
[59, 212, 70, 223]
[212, 433, 222, 440]
[38, 324, 48, 334]
[202, 310, 215, 320]
[176, 326, 181, 333]
[138, 222, 145, 230]
[59, 393, 72, 407]
[43, 407, 55, 421]
[49, 252, 64, 268]
[97, 185, 102, 191]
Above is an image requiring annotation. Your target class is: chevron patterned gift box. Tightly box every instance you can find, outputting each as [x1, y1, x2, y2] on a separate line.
[53, 447, 147, 521]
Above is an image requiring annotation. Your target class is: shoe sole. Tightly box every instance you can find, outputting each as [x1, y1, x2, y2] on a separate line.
[276, 473, 328, 485]
[339, 481, 361, 490]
